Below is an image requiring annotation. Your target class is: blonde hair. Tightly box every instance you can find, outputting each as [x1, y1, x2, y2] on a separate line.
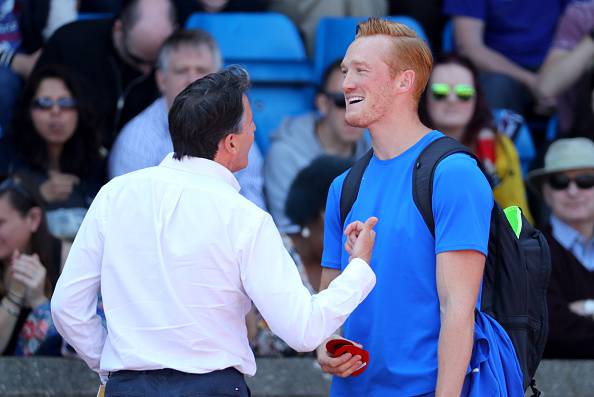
[356, 18, 433, 101]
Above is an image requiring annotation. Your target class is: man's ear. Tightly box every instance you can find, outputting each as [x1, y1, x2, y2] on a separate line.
[223, 133, 239, 154]
[156, 69, 166, 93]
[398, 70, 416, 93]
[113, 19, 122, 35]
[315, 92, 329, 116]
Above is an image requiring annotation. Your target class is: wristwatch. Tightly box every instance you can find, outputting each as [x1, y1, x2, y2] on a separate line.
[583, 299, 594, 315]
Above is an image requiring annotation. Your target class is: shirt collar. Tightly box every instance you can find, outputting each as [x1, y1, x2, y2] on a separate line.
[550, 214, 584, 249]
[159, 153, 241, 192]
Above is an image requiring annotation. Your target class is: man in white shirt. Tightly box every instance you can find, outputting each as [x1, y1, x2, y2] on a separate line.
[108, 29, 266, 209]
[51, 66, 377, 397]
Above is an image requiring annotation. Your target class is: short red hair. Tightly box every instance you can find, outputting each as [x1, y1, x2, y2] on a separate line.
[356, 18, 433, 102]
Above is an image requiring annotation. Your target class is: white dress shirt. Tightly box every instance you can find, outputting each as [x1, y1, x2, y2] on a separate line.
[51, 154, 375, 379]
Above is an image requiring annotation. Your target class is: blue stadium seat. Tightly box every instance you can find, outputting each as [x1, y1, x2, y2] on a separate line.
[313, 16, 429, 84]
[250, 87, 315, 154]
[442, 20, 455, 53]
[492, 108, 536, 176]
[185, 12, 316, 153]
[185, 12, 313, 83]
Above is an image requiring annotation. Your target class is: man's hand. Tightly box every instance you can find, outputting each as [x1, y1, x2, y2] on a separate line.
[317, 335, 364, 378]
[344, 217, 378, 263]
[39, 171, 80, 203]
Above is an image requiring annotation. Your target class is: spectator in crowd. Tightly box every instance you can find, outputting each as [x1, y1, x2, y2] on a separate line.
[109, 29, 265, 208]
[527, 138, 594, 358]
[34, 0, 177, 148]
[265, 59, 370, 231]
[444, 0, 568, 115]
[0, 176, 67, 356]
[285, 155, 353, 292]
[0, 0, 77, 136]
[388, 0, 446, 51]
[0, 65, 105, 240]
[419, 53, 533, 223]
[537, 0, 594, 136]
[269, 0, 387, 55]
[174, 0, 270, 26]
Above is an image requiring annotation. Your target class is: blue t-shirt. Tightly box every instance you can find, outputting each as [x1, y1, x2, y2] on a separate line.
[322, 131, 493, 396]
[443, 0, 569, 68]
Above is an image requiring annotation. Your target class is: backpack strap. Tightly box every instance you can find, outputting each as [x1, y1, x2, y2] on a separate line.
[340, 149, 373, 228]
[412, 135, 487, 237]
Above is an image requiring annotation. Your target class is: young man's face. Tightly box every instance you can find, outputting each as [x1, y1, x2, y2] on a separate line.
[157, 44, 219, 108]
[341, 35, 398, 129]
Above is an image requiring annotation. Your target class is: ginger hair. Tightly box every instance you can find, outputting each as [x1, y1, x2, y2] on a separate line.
[356, 18, 433, 101]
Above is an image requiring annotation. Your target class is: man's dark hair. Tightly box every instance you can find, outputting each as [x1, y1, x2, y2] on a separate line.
[168, 66, 250, 160]
[119, 0, 177, 31]
[319, 59, 342, 93]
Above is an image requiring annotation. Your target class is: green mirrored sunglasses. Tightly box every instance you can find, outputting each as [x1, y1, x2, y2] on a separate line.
[430, 83, 476, 101]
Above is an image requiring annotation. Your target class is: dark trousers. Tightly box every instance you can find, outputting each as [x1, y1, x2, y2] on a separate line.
[105, 367, 251, 397]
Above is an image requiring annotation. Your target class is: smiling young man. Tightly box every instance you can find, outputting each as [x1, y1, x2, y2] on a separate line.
[317, 18, 522, 396]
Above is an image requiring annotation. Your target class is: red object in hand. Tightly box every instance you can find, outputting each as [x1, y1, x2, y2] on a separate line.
[325, 339, 370, 377]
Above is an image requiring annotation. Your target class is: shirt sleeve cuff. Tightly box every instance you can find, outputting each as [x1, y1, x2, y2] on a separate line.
[342, 257, 376, 299]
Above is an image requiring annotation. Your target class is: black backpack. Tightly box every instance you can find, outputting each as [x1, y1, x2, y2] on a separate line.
[339, 136, 551, 396]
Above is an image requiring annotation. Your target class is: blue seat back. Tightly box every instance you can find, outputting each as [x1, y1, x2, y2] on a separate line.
[185, 12, 312, 83]
[250, 87, 315, 155]
[313, 16, 429, 83]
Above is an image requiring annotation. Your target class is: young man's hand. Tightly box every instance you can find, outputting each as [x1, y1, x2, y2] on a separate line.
[344, 217, 378, 263]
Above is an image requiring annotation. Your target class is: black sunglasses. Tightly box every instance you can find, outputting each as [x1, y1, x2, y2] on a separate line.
[547, 173, 594, 190]
[324, 92, 346, 109]
[32, 97, 77, 111]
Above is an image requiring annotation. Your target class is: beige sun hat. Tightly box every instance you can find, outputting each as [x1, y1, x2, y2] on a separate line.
[527, 137, 594, 193]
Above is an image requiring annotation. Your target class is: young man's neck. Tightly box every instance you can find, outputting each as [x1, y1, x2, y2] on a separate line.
[316, 120, 355, 157]
[369, 107, 431, 160]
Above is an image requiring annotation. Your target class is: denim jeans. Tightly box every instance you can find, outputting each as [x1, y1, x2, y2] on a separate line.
[105, 368, 251, 397]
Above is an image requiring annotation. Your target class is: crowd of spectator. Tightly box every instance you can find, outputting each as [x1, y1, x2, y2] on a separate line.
[0, 0, 593, 365]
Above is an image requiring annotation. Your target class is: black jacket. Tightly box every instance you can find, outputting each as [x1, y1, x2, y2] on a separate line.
[543, 225, 594, 359]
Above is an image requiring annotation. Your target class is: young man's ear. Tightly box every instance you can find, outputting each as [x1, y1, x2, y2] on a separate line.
[398, 70, 416, 93]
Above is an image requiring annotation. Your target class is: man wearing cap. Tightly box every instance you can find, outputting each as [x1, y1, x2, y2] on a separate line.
[527, 137, 594, 359]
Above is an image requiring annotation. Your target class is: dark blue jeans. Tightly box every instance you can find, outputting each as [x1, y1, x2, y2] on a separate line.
[105, 368, 250, 397]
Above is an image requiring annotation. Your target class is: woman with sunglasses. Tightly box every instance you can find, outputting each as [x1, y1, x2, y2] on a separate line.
[0, 176, 66, 356]
[2, 64, 105, 240]
[526, 138, 594, 359]
[419, 53, 533, 223]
